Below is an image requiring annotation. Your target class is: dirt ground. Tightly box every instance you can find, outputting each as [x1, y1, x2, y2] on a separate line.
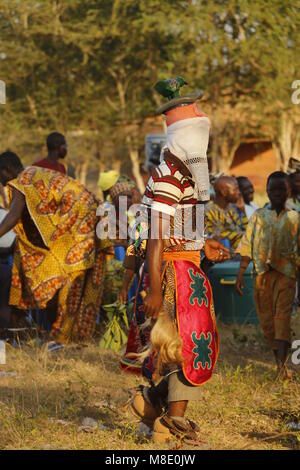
[0, 313, 299, 451]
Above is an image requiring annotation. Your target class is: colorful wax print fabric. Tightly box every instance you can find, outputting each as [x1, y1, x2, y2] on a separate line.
[8, 166, 112, 342]
[237, 206, 300, 279]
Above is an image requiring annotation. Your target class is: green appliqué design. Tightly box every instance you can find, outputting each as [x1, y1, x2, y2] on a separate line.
[191, 331, 213, 370]
[188, 268, 208, 307]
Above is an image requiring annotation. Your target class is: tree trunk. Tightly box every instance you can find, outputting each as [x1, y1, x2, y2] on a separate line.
[292, 129, 300, 160]
[112, 159, 121, 173]
[111, 75, 145, 194]
[271, 142, 282, 170]
[210, 106, 218, 173]
[79, 160, 88, 186]
[75, 164, 81, 181]
[223, 142, 240, 174]
[126, 134, 145, 194]
[271, 113, 300, 170]
[75, 153, 90, 187]
[212, 134, 240, 174]
[280, 113, 292, 171]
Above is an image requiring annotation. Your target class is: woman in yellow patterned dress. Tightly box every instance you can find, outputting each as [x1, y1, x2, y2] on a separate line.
[0, 151, 112, 344]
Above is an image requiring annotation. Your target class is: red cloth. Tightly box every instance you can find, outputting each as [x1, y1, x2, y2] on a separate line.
[34, 158, 66, 175]
[120, 259, 219, 386]
[174, 260, 219, 385]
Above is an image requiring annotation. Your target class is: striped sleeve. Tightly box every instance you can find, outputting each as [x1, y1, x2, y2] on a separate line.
[241, 214, 249, 231]
[205, 206, 245, 248]
[204, 209, 214, 237]
[151, 174, 183, 216]
[230, 206, 248, 231]
[205, 207, 223, 238]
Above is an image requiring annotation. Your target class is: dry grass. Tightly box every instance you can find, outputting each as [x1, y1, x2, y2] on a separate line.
[0, 315, 299, 450]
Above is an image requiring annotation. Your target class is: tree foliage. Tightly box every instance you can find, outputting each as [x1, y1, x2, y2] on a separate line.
[0, 0, 299, 187]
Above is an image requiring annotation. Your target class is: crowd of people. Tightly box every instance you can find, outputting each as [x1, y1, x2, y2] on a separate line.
[0, 78, 299, 444]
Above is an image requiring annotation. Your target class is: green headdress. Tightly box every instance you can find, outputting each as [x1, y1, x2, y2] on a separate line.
[154, 76, 203, 115]
[154, 76, 188, 100]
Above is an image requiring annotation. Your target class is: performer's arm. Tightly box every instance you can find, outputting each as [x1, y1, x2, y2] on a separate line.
[144, 210, 169, 319]
[0, 188, 25, 238]
[144, 238, 164, 318]
[120, 268, 135, 303]
[204, 239, 230, 262]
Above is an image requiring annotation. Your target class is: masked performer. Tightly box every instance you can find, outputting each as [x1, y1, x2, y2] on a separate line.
[124, 77, 229, 444]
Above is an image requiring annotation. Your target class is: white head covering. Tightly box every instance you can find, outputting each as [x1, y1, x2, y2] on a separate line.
[166, 116, 210, 201]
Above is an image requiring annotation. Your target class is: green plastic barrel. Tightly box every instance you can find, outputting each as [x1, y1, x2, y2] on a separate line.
[208, 261, 259, 325]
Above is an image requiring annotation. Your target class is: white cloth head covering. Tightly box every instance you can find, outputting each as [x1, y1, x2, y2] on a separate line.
[166, 116, 210, 202]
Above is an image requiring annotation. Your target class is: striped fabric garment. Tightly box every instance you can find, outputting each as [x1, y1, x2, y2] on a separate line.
[141, 154, 205, 251]
[205, 201, 248, 249]
[144, 157, 196, 210]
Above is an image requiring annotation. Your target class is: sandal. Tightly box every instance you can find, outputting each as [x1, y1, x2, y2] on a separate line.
[152, 414, 201, 445]
[123, 386, 163, 427]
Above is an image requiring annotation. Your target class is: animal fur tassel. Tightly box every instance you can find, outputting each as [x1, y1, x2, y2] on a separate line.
[138, 291, 184, 373]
